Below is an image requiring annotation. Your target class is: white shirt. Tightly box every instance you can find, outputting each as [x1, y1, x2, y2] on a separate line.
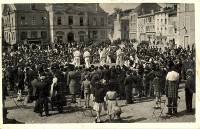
[74, 50, 81, 57]
[116, 49, 122, 56]
[83, 51, 90, 58]
[166, 71, 179, 81]
[99, 48, 106, 58]
[50, 77, 58, 97]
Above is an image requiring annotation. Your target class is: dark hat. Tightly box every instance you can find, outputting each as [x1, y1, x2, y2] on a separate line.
[168, 61, 175, 69]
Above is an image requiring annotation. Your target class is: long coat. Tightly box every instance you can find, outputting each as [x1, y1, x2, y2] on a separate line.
[67, 71, 81, 95]
[124, 75, 133, 102]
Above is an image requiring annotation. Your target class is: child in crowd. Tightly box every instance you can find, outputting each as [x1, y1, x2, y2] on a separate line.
[152, 72, 161, 108]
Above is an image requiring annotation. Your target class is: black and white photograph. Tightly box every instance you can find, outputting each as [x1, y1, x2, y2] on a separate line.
[1, 2, 196, 125]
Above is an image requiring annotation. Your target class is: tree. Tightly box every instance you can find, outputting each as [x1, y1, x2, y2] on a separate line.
[114, 8, 122, 14]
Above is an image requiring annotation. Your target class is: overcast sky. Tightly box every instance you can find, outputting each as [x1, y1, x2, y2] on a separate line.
[100, 3, 165, 14]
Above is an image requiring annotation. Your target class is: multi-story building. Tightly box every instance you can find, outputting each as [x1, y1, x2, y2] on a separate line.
[129, 11, 137, 40]
[2, 4, 49, 45]
[137, 17, 146, 41]
[155, 8, 169, 42]
[131, 3, 161, 42]
[177, 3, 195, 48]
[154, 3, 195, 48]
[46, 3, 109, 43]
[2, 3, 110, 45]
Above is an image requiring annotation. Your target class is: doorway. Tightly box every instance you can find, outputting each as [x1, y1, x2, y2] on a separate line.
[68, 32, 74, 42]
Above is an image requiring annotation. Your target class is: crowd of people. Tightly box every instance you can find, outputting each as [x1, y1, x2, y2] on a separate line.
[2, 39, 195, 123]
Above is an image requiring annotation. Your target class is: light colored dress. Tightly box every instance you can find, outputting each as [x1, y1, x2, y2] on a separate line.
[105, 91, 118, 115]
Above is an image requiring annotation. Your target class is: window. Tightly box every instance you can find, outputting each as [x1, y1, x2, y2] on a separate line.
[31, 4, 36, 10]
[21, 16, 25, 24]
[149, 17, 151, 22]
[185, 4, 190, 12]
[12, 32, 15, 40]
[57, 16, 62, 25]
[174, 28, 177, 33]
[93, 31, 97, 39]
[80, 35, 84, 42]
[101, 30, 105, 39]
[20, 32, 27, 40]
[41, 31, 47, 40]
[80, 17, 84, 26]
[101, 17, 104, 26]
[165, 19, 167, 24]
[11, 17, 14, 26]
[69, 16, 73, 25]
[32, 16, 36, 25]
[131, 16, 133, 21]
[93, 17, 97, 26]
[31, 31, 37, 38]
[41, 17, 46, 24]
[161, 19, 163, 23]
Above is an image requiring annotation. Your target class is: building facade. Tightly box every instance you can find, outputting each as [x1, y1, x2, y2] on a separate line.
[2, 4, 49, 45]
[177, 3, 195, 48]
[129, 3, 161, 42]
[155, 9, 169, 41]
[46, 3, 109, 43]
[129, 11, 138, 40]
[137, 12, 156, 42]
[2, 3, 110, 45]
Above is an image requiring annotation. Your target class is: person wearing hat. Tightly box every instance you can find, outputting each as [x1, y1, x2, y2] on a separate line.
[165, 61, 179, 115]
[185, 69, 195, 113]
[37, 75, 50, 117]
[83, 48, 91, 68]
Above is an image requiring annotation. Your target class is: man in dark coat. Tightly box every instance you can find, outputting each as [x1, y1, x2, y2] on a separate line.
[185, 69, 195, 113]
[26, 67, 35, 103]
[17, 67, 25, 101]
[37, 75, 50, 117]
[124, 70, 133, 104]
[54, 70, 66, 113]
[7, 66, 15, 91]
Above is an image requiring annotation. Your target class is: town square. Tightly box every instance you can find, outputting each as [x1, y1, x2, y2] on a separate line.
[1, 3, 195, 123]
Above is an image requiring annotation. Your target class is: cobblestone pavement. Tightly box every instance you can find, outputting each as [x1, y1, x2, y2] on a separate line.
[5, 83, 195, 123]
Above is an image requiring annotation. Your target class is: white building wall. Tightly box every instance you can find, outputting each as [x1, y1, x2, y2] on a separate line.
[177, 3, 195, 48]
